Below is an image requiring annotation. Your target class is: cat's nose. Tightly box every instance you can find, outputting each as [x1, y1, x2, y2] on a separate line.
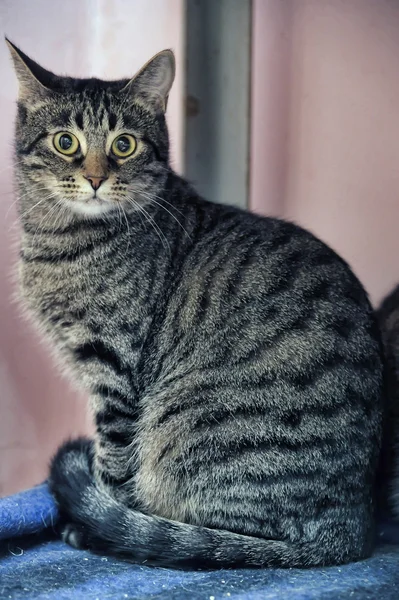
[84, 175, 108, 191]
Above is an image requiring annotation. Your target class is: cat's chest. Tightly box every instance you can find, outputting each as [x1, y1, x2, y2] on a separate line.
[19, 254, 152, 389]
[20, 258, 111, 346]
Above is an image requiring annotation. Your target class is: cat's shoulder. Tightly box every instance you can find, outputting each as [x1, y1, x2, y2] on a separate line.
[193, 194, 342, 257]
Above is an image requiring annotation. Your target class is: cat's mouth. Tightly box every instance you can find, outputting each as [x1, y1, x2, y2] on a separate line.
[89, 192, 105, 202]
[66, 193, 113, 216]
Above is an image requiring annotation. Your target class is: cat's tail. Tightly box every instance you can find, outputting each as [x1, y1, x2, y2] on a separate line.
[49, 438, 369, 570]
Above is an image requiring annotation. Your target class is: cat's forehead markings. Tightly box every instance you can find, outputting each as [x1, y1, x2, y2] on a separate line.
[108, 113, 118, 131]
[81, 88, 113, 114]
[81, 103, 114, 132]
[75, 111, 84, 130]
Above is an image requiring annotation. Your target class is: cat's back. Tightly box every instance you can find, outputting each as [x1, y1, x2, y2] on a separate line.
[174, 195, 375, 330]
[154, 193, 382, 399]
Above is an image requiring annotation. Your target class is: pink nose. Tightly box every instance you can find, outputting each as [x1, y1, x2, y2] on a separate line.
[84, 175, 108, 191]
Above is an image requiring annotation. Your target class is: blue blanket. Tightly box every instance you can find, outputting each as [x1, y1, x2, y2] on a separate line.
[1, 484, 399, 599]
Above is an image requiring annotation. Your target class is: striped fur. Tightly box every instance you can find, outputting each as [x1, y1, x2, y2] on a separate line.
[9, 42, 383, 569]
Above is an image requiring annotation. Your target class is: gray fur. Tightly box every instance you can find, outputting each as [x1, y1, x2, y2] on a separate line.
[9, 40, 384, 569]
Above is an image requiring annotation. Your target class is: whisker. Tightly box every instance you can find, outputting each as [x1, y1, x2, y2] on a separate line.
[7, 192, 58, 234]
[117, 201, 131, 257]
[18, 191, 56, 220]
[126, 196, 170, 254]
[125, 197, 147, 232]
[49, 200, 69, 233]
[150, 192, 187, 219]
[116, 200, 123, 231]
[4, 186, 52, 221]
[139, 191, 191, 241]
[30, 197, 63, 246]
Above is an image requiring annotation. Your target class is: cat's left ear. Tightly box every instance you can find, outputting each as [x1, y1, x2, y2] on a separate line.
[6, 38, 55, 103]
[122, 50, 175, 113]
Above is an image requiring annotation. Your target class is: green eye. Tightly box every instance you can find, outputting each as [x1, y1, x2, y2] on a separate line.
[111, 134, 136, 158]
[53, 132, 79, 155]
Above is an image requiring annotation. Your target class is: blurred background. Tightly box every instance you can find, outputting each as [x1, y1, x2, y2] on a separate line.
[0, 0, 398, 496]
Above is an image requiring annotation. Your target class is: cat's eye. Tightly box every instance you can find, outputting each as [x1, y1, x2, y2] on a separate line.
[111, 134, 137, 158]
[53, 132, 80, 156]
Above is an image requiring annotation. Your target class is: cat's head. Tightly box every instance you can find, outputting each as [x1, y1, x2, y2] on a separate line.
[7, 40, 175, 226]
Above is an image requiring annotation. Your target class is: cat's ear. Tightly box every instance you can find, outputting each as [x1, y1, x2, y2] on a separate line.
[122, 50, 175, 113]
[6, 38, 55, 103]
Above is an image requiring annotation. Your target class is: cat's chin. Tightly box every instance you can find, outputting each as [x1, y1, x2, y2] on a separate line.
[65, 197, 115, 217]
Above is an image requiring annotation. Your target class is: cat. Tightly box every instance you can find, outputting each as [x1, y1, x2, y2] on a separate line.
[376, 285, 399, 519]
[8, 39, 384, 569]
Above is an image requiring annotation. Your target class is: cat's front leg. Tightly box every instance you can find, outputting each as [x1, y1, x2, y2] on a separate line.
[89, 391, 139, 506]
[93, 436, 136, 506]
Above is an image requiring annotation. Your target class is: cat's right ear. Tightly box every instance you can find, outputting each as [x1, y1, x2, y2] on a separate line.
[6, 38, 54, 103]
[122, 50, 176, 114]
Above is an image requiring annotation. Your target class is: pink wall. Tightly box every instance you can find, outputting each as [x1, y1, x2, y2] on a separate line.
[1, 0, 399, 497]
[0, 0, 184, 496]
[251, 0, 399, 306]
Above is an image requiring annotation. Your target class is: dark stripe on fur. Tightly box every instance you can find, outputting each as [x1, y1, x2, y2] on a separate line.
[74, 341, 125, 376]
[18, 132, 48, 155]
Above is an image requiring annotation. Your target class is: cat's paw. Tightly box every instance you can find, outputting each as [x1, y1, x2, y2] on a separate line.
[60, 522, 88, 550]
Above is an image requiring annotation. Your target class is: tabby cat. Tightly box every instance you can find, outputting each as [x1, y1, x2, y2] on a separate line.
[377, 285, 399, 518]
[8, 40, 383, 569]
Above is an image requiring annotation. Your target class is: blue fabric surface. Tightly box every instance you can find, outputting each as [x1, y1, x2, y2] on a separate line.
[1, 484, 399, 599]
[0, 484, 57, 541]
